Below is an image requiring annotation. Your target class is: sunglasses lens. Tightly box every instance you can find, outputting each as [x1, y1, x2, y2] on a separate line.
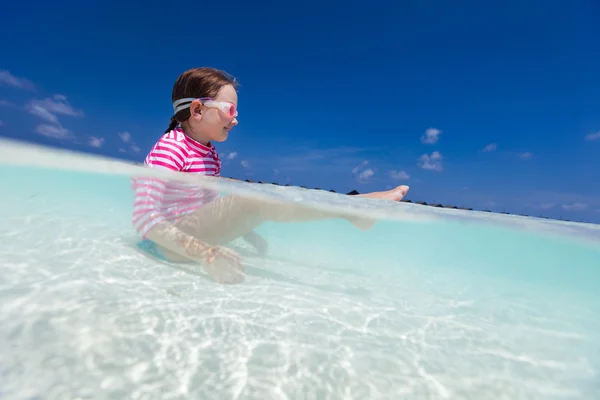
[229, 104, 236, 118]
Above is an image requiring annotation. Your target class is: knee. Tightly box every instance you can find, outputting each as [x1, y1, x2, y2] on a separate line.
[233, 195, 264, 215]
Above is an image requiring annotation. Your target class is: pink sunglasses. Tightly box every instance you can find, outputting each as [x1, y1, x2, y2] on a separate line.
[173, 97, 237, 119]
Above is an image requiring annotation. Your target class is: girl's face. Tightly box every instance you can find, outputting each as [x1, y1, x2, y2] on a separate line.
[187, 84, 239, 144]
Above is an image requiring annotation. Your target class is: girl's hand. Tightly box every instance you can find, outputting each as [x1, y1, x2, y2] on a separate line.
[203, 245, 244, 284]
[179, 237, 244, 284]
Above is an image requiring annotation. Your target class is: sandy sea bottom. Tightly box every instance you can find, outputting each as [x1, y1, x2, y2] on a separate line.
[1, 140, 600, 399]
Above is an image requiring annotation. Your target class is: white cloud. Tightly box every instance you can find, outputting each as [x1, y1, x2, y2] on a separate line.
[357, 168, 374, 182]
[118, 131, 141, 153]
[241, 160, 250, 168]
[585, 131, 600, 141]
[0, 70, 35, 90]
[388, 170, 410, 180]
[421, 127, 442, 144]
[26, 95, 83, 123]
[119, 131, 132, 143]
[226, 151, 238, 160]
[28, 104, 59, 123]
[523, 191, 600, 214]
[519, 152, 533, 159]
[418, 151, 443, 171]
[88, 136, 104, 148]
[35, 123, 73, 139]
[562, 202, 587, 211]
[352, 160, 368, 174]
[482, 143, 497, 152]
[351, 160, 374, 182]
[0, 120, 4, 127]
[26, 95, 83, 140]
[273, 169, 279, 175]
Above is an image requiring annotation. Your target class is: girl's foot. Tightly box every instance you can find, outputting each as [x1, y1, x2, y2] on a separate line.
[382, 185, 410, 201]
[356, 185, 410, 201]
[242, 230, 269, 256]
[202, 245, 245, 284]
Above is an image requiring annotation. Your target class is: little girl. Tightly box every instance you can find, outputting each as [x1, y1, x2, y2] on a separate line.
[132, 67, 409, 283]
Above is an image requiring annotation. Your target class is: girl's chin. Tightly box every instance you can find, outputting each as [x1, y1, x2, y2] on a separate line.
[213, 130, 229, 142]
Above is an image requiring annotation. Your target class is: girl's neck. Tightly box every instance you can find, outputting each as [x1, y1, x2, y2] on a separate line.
[180, 123, 210, 146]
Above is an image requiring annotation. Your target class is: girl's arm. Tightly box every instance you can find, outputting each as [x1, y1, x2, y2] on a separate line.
[145, 221, 244, 284]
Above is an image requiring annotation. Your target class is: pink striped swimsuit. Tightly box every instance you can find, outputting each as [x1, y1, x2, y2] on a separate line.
[131, 128, 222, 238]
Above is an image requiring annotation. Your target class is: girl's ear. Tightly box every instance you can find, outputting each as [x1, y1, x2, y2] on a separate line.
[190, 100, 203, 120]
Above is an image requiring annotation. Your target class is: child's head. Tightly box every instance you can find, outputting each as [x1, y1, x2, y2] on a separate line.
[167, 67, 239, 144]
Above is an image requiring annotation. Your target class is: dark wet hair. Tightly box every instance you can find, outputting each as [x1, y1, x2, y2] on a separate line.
[165, 67, 238, 133]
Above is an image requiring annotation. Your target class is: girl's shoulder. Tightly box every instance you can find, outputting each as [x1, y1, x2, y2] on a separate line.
[145, 129, 190, 171]
[161, 128, 187, 143]
[155, 128, 191, 152]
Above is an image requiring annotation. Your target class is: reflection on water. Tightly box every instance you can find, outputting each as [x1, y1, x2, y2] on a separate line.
[1, 139, 599, 399]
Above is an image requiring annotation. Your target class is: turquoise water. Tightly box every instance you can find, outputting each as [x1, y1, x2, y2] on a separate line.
[1, 139, 599, 399]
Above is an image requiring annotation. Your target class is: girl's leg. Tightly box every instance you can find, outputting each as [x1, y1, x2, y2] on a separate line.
[142, 194, 375, 283]
[356, 185, 410, 201]
[174, 193, 374, 245]
[142, 195, 268, 265]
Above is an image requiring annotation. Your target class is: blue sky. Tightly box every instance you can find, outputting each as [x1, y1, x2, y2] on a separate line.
[1, 0, 599, 223]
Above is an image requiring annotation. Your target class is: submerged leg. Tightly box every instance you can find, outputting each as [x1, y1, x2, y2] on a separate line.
[142, 193, 376, 283]
[175, 193, 375, 245]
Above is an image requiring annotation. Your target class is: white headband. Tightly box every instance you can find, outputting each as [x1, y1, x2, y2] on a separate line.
[172, 98, 198, 114]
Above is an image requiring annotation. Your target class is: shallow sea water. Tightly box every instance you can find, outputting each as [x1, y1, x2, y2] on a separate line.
[1, 138, 599, 400]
